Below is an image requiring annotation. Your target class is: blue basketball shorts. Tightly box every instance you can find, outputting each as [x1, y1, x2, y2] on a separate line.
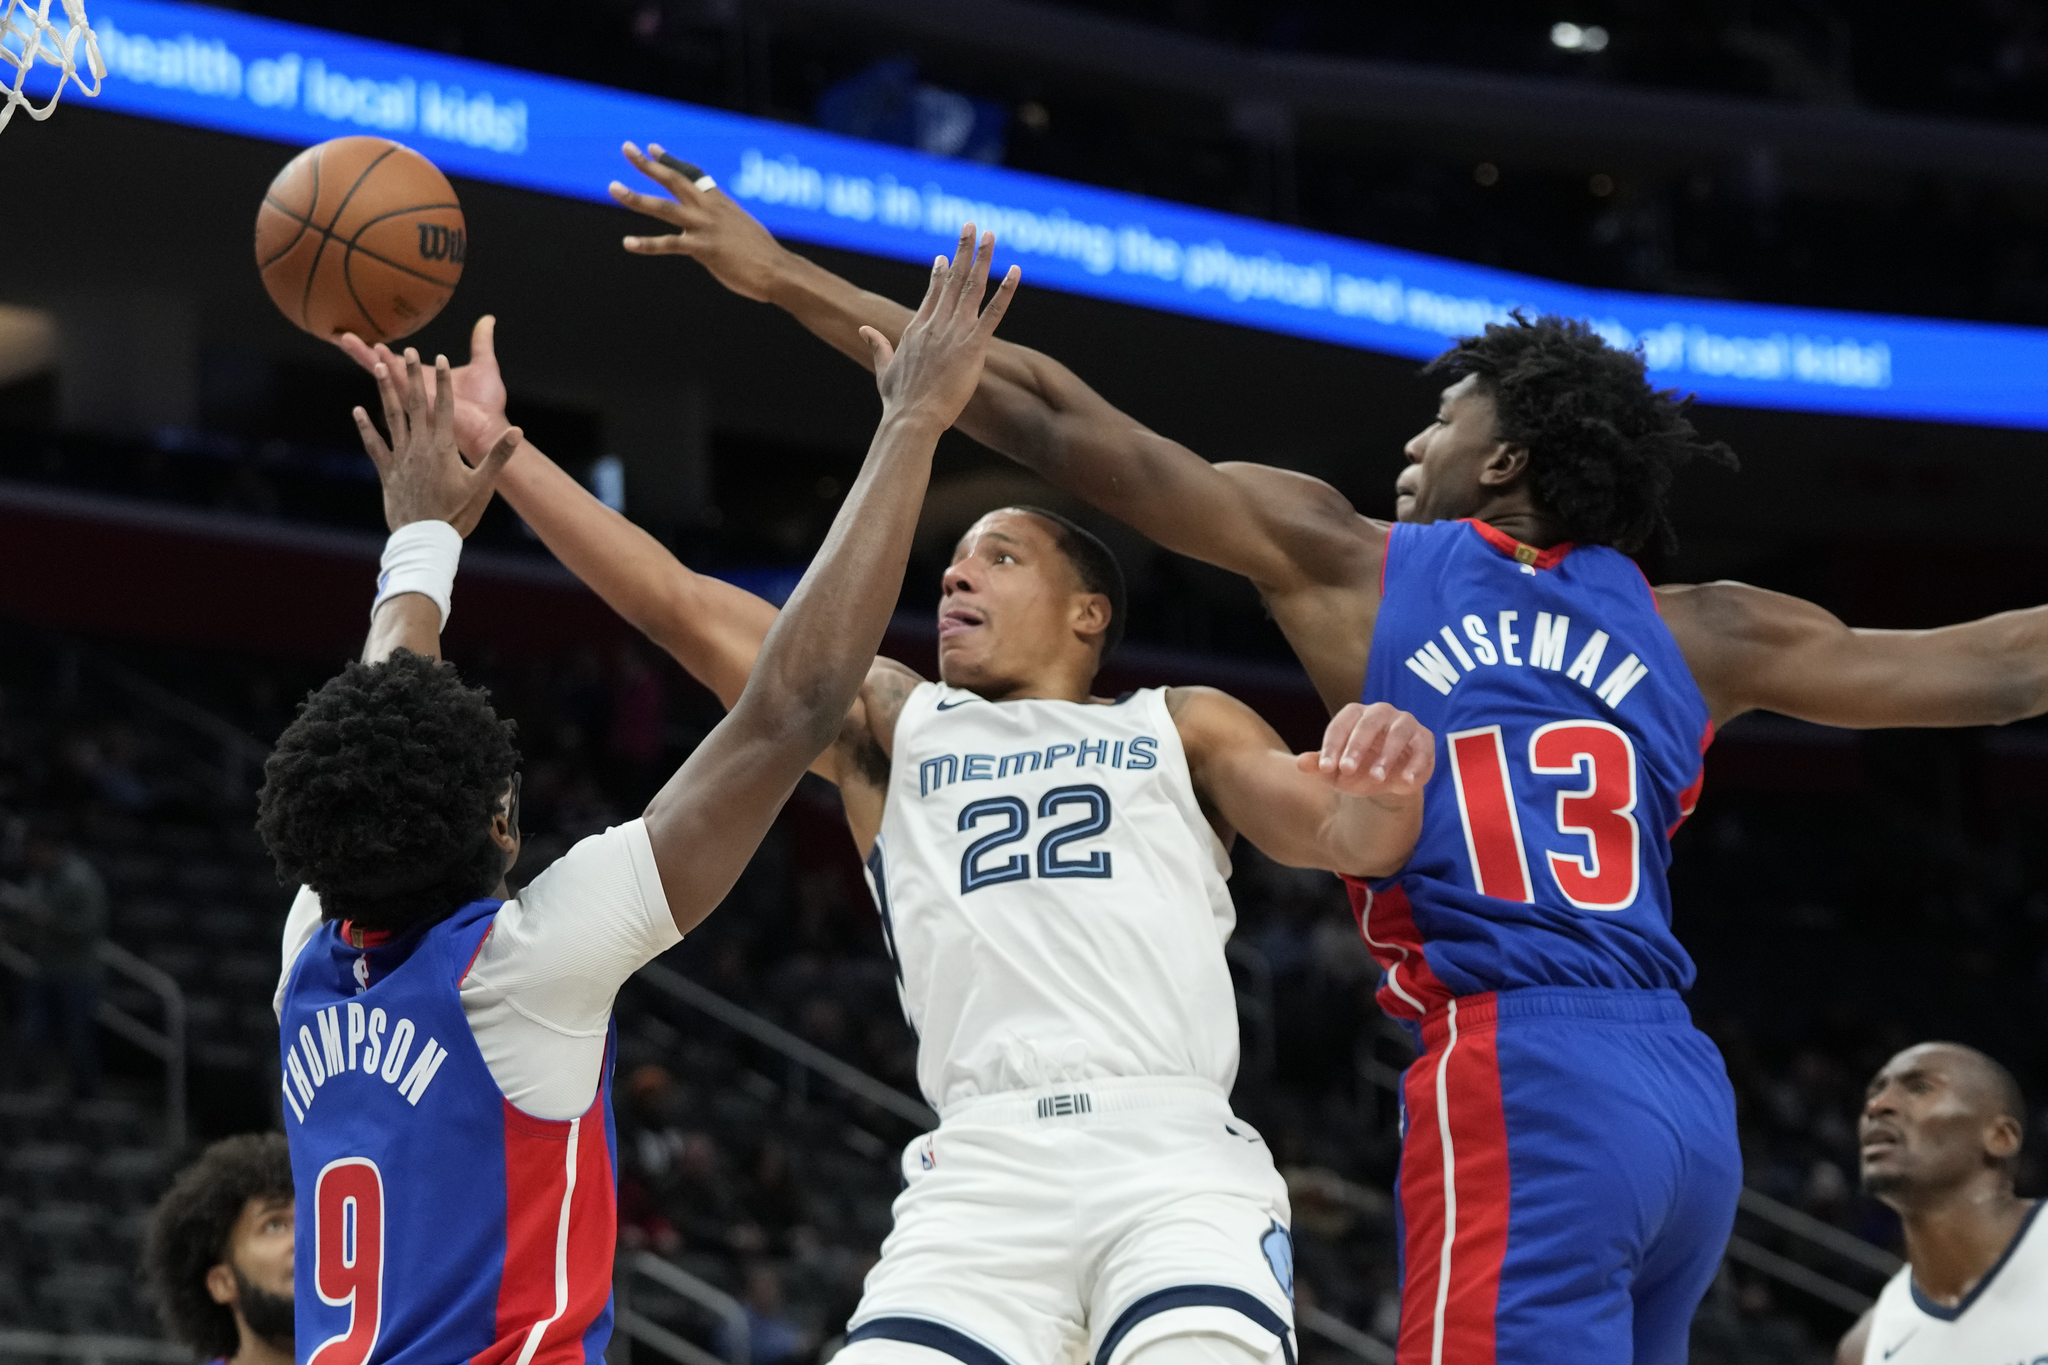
[1392, 987, 1741, 1365]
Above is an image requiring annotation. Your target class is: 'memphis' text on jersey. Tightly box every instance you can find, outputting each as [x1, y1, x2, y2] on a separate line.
[913, 730, 1160, 798]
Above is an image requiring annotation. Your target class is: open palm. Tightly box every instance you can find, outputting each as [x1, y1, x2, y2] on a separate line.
[339, 315, 510, 463]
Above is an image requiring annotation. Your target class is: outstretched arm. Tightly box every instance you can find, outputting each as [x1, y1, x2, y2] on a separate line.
[609, 144, 1385, 708]
[1662, 580, 2048, 729]
[339, 318, 915, 813]
[349, 349, 520, 665]
[340, 319, 776, 704]
[1174, 691, 1432, 877]
[547, 235, 1015, 932]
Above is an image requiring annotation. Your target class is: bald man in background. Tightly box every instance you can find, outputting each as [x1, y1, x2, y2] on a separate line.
[1836, 1042, 2042, 1365]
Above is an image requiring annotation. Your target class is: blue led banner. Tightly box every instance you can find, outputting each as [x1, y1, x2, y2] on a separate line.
[21, 0, 2048, 429]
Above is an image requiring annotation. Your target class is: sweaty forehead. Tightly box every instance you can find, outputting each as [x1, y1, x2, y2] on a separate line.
[955, 512, 1053, 559]
[1873, 1044, 1977, 1096]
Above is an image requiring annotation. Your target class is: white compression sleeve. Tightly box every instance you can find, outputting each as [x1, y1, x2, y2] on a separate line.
[371, 520, 462, 628]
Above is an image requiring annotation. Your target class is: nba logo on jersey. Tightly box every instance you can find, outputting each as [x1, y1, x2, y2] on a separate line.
[918, 1136, 937, 1170]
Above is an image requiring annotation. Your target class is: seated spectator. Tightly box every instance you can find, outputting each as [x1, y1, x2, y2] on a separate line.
[1, 817, 109, 1096]
[717, 1263, 816, 1365]
[143, 1133, 295, 1365]
[744, 1137, 812, 1250]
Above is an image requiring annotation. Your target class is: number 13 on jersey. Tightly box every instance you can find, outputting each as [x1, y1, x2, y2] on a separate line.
[1448, 721, 1641, 911]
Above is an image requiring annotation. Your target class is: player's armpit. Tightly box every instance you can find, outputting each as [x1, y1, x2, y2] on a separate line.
[827, 658, 926, 856]
[1662, 579, 2048, 729]
[853, 658, 922, 762]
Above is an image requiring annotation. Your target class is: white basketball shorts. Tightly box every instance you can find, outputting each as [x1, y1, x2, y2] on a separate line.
[834, 1076, 1297, 1365]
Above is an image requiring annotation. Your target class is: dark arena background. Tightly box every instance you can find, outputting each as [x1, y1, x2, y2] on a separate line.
[3, 3, 2047, 1362]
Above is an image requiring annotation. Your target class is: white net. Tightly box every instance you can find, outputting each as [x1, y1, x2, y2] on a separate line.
[1, 0, 104, 133]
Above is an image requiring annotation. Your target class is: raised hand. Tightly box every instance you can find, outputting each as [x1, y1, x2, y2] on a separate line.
[861, 226, 1020, 433]
[353, 348, 522, 537]
[611, 141, 788, 302]
[1299, 702, 1435, 802]
[339, 316, 510, 461]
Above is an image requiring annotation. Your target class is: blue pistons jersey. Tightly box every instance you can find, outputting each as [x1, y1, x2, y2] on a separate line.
[1351, 519, 1713, 1018]
[277, 900, 619, 1365]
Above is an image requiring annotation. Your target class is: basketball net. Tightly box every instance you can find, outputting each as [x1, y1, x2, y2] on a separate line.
[0, 0, 104, 134]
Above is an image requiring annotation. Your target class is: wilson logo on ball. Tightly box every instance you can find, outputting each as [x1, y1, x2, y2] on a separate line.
[416, 224, 466, 264]
[255, 135, 467, 344]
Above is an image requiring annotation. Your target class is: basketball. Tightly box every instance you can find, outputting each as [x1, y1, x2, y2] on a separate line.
[254, 135, 466, 344]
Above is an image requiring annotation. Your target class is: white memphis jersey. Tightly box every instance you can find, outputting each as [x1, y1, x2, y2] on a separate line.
[866, 683, 1239, 1111]
[1863, 1202, 2046, 1365]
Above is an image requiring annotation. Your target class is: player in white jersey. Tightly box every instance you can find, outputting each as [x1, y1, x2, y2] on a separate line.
[1836, 1042, 2042, 1365]
[340, 312, 1436, 1365]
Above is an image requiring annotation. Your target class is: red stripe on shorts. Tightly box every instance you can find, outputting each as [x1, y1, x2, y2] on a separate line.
[1344, 879, 1452, 1019]
[1396, 994, 1511, 1365]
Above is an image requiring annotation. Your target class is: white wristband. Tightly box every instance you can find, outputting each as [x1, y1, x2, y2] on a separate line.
[372, 520, 462, 629]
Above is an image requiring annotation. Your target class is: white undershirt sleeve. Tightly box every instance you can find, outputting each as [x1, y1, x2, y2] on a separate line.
[274, 884, 325, 1019]
[459, 818, 679, 1118]
[266, 823, 676, 1119]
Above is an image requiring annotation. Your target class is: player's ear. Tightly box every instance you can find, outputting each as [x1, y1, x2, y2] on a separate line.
[1073, 592, 1112, 647]
[1478, 443, 1531, 488]
[204, 1262, 237, 1306]
[1985, 1113, 2023, 1161]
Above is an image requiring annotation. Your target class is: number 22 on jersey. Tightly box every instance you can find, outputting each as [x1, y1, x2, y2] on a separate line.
[1448, 721, 1641, 911]
[311, 1157, 385, 1365]
[957, 784, 1113, 894]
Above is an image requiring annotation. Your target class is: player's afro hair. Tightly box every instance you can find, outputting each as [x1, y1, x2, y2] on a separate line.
[143, 1132, 293, 1358]
[257, 649, 518, 931]
[1011, 505, 1129, 658]
[1423, 314, 1737, 554]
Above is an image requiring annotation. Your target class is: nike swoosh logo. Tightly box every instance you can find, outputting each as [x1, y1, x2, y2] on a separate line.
[1883, 1328, 1919, 1359]
[935, 698, 977, 710]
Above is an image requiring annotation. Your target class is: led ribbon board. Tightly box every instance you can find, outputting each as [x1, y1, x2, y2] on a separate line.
[26, 0, 2048, 429]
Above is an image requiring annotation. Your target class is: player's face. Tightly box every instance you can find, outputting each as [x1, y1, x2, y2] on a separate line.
[937, 511, 1103, 693]
[1857, 1045, 2004, 1200]
[489, 775, 522, 889]
[231, 1195, 295, 1296]
[206, 1193, 294, 1317]
[1397, 375, 1507, 524]
[208, 1193, 294, 1350]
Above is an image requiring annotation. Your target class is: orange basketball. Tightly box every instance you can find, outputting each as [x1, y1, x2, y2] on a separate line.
[255, 136, 466, 344]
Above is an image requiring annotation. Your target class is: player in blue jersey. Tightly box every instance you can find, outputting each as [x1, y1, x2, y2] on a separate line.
[629, 170, 2048, 1365]
[256, 236, 1018, 1365]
